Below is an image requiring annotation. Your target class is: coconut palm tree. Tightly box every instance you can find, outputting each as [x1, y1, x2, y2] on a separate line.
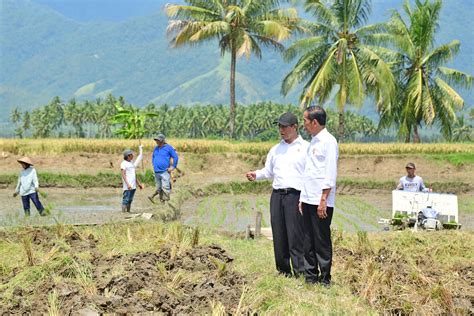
[281, 0, 396, 141]
[166, 0, 299, 138]
[379, 0, 473, 142]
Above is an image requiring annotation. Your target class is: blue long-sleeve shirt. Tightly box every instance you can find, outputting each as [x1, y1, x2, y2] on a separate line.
[152, 144, 179, 172]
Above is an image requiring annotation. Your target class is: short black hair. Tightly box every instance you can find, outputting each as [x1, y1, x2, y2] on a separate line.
[305, 105, 326, 126]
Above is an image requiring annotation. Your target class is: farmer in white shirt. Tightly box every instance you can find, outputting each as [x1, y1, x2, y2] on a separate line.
[120, 145, 144, 213]
[246, 112, 309, 277]
[397, 162, 430, 192]
[13, 157, 46, 217]
[300, 106, 338, 286]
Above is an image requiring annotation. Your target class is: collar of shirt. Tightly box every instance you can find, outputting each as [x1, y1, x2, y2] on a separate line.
[280, 135, 304, 146]
[311, 128, 328, 143]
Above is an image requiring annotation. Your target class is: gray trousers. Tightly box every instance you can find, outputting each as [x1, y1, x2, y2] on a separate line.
[154, 171, 171, 201]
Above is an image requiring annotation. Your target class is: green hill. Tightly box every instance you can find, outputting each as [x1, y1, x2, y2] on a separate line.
[0, 0, 472, 122]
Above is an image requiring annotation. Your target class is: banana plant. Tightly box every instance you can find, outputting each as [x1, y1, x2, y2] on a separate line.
[110, 102, 158, 172]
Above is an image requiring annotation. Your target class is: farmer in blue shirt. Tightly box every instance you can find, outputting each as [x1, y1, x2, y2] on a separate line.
[148, 134, 179, 203]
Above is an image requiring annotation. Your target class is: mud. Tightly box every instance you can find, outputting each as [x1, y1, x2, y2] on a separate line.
[0, 230, 246, 315]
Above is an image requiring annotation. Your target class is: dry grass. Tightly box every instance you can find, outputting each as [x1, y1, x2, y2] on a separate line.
[1, 138, 473, 156]
[1, 223, 473, 314]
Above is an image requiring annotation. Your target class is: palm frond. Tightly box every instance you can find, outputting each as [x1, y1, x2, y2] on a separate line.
[355, 22, 387, 37]
[165, 4, 220, 20]
[301, 45, 338, 106]
[422, 40, 459, 69]
[283, 36, 326, 62]
[257, 20, 291, 41]
[189, 21, 230, 41]
[253, 35, 285, 53]
[236, 32, 253, 59]
[304, 0, 338, 29]
[347, 50, 364, 107]
[281, 44, 333, 96]
[437, 67, 473, 89]
[434, 77, 465, 110]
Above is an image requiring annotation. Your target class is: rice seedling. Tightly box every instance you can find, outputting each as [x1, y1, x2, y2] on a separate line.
[21, 237, 35, 266]
[47, 290, 61, 316]
[210, 300, 226, 316]
[166, 269, 186, 298]
[72, 260, 96, 296]
[209, 256, 227, 279]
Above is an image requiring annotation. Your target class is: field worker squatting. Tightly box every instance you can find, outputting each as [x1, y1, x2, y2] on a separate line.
[245, 112, 309, 277]
[149, 134, 179, 203]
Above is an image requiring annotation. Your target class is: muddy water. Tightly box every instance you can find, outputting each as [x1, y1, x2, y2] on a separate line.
[0, 188, 161, 226]
[1, 188, 472, 230]
[180, 191, 474, 232]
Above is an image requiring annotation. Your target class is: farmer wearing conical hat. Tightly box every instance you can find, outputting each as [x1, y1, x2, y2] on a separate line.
[13, 157, 46, 217]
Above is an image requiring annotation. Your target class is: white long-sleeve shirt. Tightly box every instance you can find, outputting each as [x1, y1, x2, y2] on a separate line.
[300, 128, 338, 207]
[15, 166, 39, 196]
[255, 136, 309, 191]
[120, 146, 143, 190]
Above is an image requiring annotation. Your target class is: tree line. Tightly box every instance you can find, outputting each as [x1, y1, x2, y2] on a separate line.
[10, 96, 382, 141]
[166, 0, 473, 142]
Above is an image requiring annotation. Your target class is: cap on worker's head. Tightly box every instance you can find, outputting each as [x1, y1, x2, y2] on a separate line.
[274, 112, 298, 126]
[123, 149, 133, 159]
[17, 156, 33, 166]
[154, 133, 166, 142]
[406, 162, 416, 169]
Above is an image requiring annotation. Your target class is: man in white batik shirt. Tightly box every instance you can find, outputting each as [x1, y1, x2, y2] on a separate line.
[246, 112, 309, 277]
[300, 106, 338, 286]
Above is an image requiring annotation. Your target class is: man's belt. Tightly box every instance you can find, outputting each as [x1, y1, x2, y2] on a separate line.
[273, 188, 300, 194]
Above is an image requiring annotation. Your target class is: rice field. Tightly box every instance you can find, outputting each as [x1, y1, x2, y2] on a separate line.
[1, 138, 473, 156]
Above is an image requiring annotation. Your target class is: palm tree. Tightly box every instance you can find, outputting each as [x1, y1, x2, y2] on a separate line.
[379, 0, 473, 142]
[166, 0, 299, 138]
[281, 0, 395, 141]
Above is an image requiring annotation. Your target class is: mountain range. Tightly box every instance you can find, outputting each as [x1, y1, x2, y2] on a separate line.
[0, 0, 472, 123]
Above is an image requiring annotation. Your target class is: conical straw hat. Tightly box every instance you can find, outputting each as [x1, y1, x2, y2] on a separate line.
[17, 156, 33, 166]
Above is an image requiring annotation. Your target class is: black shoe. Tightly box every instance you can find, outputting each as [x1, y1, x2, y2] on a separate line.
[24, 210, 31, 217]
[319, 276, 331, 287]
[39, 211, 46, 216]
[305, 277, 319, 285]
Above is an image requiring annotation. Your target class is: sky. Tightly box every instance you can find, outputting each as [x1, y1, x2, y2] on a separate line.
[34, 0, 166, 22]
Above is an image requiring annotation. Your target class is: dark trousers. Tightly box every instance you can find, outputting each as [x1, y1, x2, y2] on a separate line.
[270, 189, 305, 277]
[122, 189, 136, 206]
[302, 202, 334, 284]
[21, 192, 44, 215]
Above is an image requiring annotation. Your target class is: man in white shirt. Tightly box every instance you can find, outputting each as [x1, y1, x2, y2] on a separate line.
[397, 162, 430, 192]
[246, 112, 309, 277]
[121, 145, 144, 213]
[300, 106, 338, 286]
